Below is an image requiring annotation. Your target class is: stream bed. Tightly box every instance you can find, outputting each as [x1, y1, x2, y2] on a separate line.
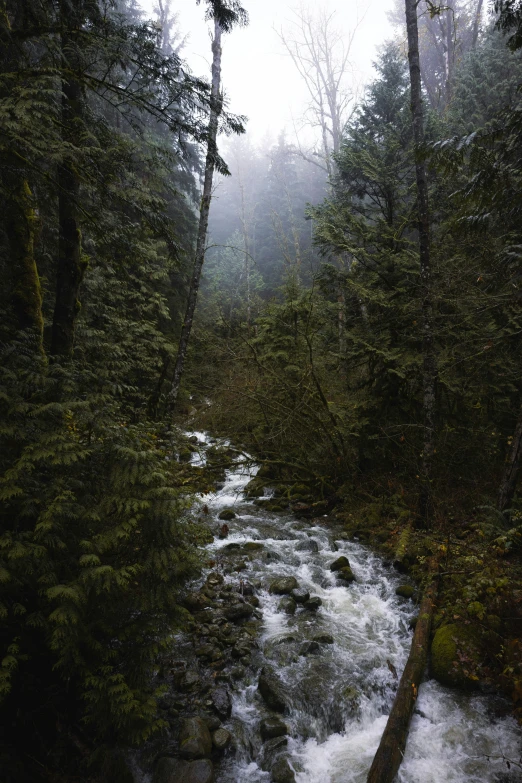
[189, 438, 522, 783]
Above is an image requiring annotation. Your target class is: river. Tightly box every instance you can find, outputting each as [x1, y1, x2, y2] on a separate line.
[191, 436, 522, 783]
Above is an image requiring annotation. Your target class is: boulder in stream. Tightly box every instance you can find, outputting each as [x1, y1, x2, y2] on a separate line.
[395, 584, 415, 599]
[303, 596, 322, 611]
[295, 539, 319, 553]
[179, 717, 212, 760]
[271, 756, 296, 783]
[218, 509, 236, 521]
[210, 687, 232, 720]
[258, 667, 287, 712]
[212, 728, 232, 751]
[299, 640, 320, 656]
[430, 623, 481, 689]
[269, 577, 299, 595]
[329, 555, 350, 572]
[337, 566, 355, 583]
[260, 717, 288, 741]
[312, 633, 334, 644]
[290, 587, 310, 604]
[278, 596, 297, 615]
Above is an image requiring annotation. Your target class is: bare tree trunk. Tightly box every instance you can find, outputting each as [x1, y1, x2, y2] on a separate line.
[405, 0, 437, 525]
[337, 278, 347, 377]
[51, 3, 86, 358]
[167, 19, 222, 407]
[498, 403, 522, 512]
[471, 0, 484, 47]
[367, 571, 439, 783]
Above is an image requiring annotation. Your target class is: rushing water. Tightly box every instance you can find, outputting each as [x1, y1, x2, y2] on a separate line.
[197, 444, 522, 783]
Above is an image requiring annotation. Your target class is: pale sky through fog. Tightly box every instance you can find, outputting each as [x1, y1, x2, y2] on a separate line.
[140, 0, 397, 144]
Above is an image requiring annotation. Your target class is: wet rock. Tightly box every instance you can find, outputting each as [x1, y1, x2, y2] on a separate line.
[395, 584, 415, 599]
[408, 616, 418, 630]
[290, 587, 310, 604]
[312, 633, 334, 644]
[329, 555, 350, 572]
[337, 566, 355, 583]
[278, 596, 297, 615]
[212, 728, 232, 751]
[206, 572, 224, 589]
[269, 577, 299, 595]
[245, 478, 266, 497]
[247, 595, 260, 607]
[219, 509, 236, 521]
[295, 539, 319, 553]
[184, 593, 213, 613]
[200, 714, 221, 732]
[195, 644, 216, 659]
[223, 543, 241, 551]
[271, 756, 296, 783]
[299, 641, 320, 656]
[232, 643, 251, 659]
[260, 717, 288, 741]
[179, 717, 212, 760]
[224, 602, 255, 622]
[180, 670, 200, 691]
[185, 759, 214, 783]
[258, 667, 287, 712]
[210, 687, 232, 720]
[303, 596, 322, 611]
[260, 736, 288, 768]
[431, 623, 481, 689]
[243, 542, 264, 552]
[238, 580, 255, 595]
[154, 757, 188, 783]
[230, 665, 245, 680]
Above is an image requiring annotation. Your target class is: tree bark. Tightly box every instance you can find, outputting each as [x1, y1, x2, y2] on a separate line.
[498, 403, 522, 512]
[167, 18, 222, 407]
[6, 178, 44, 354]
[367, 572, 439, 783]
[51, 2, 86, 358]
[405, 0, 437, 525]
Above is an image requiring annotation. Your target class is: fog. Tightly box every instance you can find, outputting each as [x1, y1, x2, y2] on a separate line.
[141, 0, 396, 142]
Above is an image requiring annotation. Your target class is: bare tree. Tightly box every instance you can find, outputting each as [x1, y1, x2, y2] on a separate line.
[276, 4, 365, 177]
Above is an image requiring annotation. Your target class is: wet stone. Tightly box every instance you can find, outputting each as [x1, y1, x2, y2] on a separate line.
[396, 584, 415, 599]
[260, 736, 288, 769]
[230, 665, 246, 680]
[295, 538, 319, 553]
[290, 587, 310, 604]
[238, 580, 255, 595]
[210, 687, 232, 720]
[179, 717, 212, 760]
[271, 756, 296, 783]
[218, 509, 236, 521]
[258, 667, 287, 712]
[200, 713, 221, 732]
[337, 566, 355, 583]
[269, 577, 299, 595]
[260, 717, 288, 741]
[329, 555, 350, 572]
[278, 596, 297, 615]
[180, 671, 200, 691]
[299, 640, 320, 656]
[212, 728, 232, 751]
[206, 572, 224, 588]
[312, 633, 334, 644]
[303, 596, 322, 611]
[224, 602, 255, 622]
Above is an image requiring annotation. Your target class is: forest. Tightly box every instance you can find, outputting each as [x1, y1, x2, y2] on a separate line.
[2, 0, 522, 781]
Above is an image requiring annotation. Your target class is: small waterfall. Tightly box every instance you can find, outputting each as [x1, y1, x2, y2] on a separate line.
[193, 444, 522, 783]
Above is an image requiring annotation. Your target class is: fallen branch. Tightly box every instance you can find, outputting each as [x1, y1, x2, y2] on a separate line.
[366, 567, 439, 783]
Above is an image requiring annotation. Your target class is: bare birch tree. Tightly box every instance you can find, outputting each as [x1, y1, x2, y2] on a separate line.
[276, 5, 365, 177]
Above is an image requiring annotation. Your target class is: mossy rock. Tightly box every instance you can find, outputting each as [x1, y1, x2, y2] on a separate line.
[245, 478, 266, 498]
[395, 585, 415, 599]
[430, 623, 481, 689]
[218, 509, 236, 521]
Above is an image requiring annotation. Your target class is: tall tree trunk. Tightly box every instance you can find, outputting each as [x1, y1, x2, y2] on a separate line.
[51, 3, 86, 358]
[405, 0, 437, 525]
[471, 0, 484, 47]
[6, 178, 44, 354]
[337, 278, 347, 377]
[167, 19, 222, 407]
[498, 403, 522, 512]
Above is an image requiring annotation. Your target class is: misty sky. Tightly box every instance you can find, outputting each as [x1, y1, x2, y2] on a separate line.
[141, 0, 397, 143]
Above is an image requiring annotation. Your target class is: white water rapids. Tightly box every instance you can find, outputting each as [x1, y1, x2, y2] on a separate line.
[190, 437, 522, 783]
